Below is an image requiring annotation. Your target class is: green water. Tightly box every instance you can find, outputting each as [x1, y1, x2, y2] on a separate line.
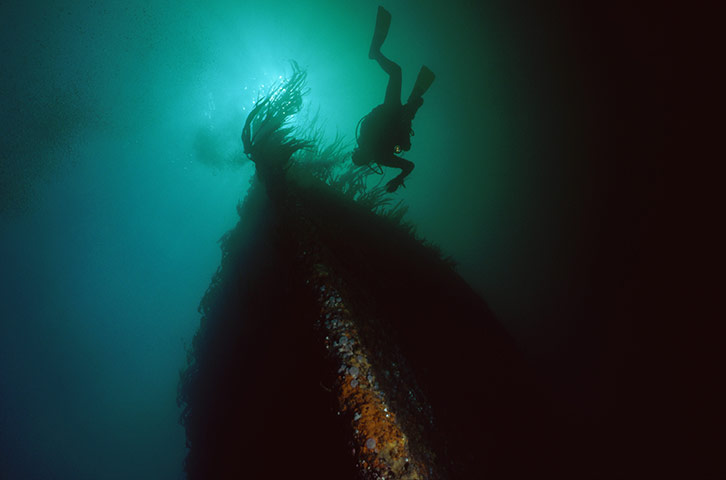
[1, 1, 668, 478]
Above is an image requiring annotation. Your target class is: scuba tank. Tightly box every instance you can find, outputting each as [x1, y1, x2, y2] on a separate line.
[355, 104, 413, 159]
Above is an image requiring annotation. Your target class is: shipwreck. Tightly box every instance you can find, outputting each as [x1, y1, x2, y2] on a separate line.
[178, 66, 556, 479]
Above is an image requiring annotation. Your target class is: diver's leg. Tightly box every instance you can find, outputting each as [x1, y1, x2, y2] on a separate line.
[402, 96, 423, 123]
[377, 53, 402, 106]
[378, 154, 414, 192]
[368, 7, 401, 105]
[402, 66, 435, 122]
[369, 6, 392, 59]
[407, 65, 436, 103]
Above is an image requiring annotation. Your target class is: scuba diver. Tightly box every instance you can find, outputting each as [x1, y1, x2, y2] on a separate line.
[352, 6, 436, 193]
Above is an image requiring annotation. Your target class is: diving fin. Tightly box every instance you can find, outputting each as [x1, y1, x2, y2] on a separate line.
[408, 65, 436, 101]
[369, 6, 392, 59]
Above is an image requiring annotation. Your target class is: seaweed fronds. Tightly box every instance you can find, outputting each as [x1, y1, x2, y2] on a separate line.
[238, 63, 434, 252]
[241, 61, 313, 172]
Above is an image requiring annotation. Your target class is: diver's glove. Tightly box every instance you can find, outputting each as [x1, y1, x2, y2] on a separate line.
[385, 177, 406, 193]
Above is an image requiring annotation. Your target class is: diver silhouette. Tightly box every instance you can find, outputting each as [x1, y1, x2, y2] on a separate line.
[352, 6, 436, 193]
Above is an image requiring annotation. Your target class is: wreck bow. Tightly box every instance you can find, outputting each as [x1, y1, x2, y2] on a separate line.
[178, 66, 553, 479]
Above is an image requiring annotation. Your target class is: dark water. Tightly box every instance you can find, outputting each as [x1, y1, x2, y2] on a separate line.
[1, 1, 689, 479]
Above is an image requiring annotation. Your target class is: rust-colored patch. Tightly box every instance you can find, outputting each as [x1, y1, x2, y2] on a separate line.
[309, 264, 428, 479]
